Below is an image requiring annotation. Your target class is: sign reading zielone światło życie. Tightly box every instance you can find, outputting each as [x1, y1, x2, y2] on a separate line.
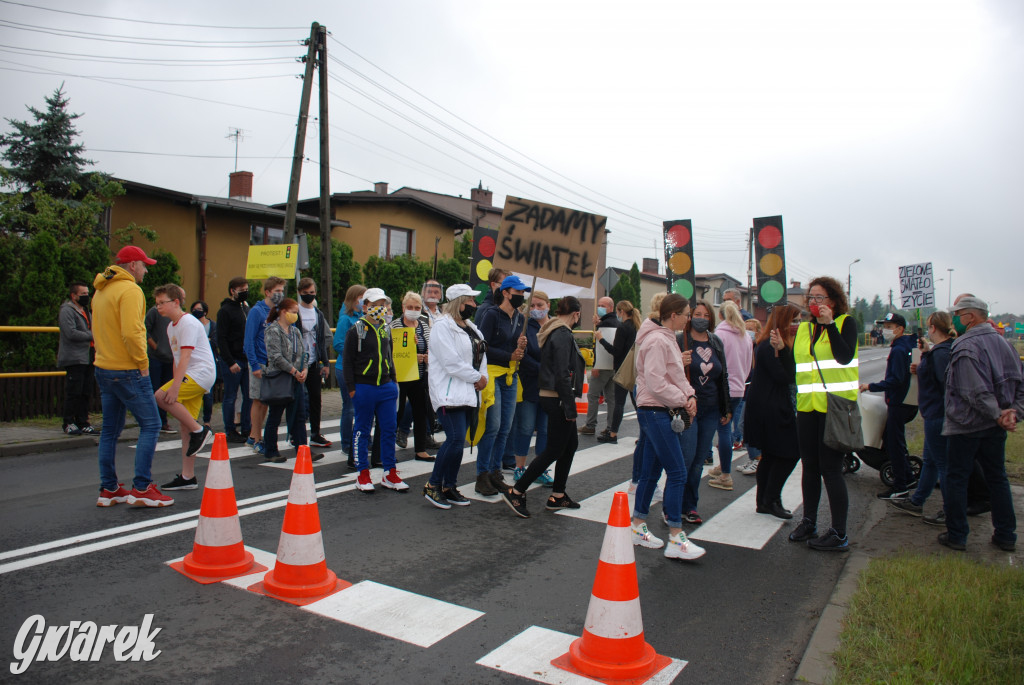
[898, 262, 935, 308]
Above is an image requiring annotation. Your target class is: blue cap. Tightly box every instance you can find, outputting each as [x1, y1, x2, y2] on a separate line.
[499, 275, 532, 292]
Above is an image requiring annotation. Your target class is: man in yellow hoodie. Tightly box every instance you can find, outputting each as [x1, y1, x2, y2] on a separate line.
[91, 246, 174, 508]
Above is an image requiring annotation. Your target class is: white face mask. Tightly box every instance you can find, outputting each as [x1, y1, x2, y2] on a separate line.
[882, 328, 895, 342]
[404, 308, 421, 321]
[747, 331, 756, 342]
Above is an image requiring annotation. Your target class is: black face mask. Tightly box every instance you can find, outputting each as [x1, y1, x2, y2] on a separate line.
[76, 295, 90, 307]
[571, 313, 582, 330]
[509, 294, 526, 309]
[460, 305, 476, 321]
[300, 293, 316, 304]
[192, 310, 205, 319]
[235, 290, 249, 302]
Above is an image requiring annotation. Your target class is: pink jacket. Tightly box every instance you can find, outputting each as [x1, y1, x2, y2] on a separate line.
[635, 318, 695, 408]
[715, 321, 752, 398]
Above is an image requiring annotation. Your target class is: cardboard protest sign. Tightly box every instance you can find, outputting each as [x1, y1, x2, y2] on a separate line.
[494, 197, 605, 288]
[246, 244, 298, 279]
[391, 328, 420, 382]
[898, 262, 934, 308]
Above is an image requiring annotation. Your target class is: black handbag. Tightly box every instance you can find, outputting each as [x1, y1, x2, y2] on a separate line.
[261, 371, 294, 406]
[812, 350, 864, 453]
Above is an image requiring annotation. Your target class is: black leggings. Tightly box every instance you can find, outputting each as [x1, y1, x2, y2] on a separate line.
[609, 384, 636, 433]
[516, 397, 578, 494]
[797, 411, 849, 535]
[755, 450, 799, 508]
[397, 378, 430, 452]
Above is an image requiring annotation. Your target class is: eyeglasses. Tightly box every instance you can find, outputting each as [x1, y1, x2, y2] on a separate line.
[806, 294, 829, 303]
[154, 299, 171, 307]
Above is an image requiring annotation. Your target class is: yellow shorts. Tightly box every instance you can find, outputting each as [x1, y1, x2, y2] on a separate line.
[159, 376, 206, 421]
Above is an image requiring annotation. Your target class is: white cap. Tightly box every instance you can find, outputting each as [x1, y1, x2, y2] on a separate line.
[446, 284, 480, 301]
[363, 287, 389, 305]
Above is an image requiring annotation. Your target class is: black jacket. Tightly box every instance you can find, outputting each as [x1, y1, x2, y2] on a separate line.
[599, 318, 636, 370]
[744, 341, 799, 457]
[679, 331, 730, 418]
[477, 303, 526, 367]
[539, 322, 585, 419]
[216, 297, 250, 367]
[342, 318, 397, 387]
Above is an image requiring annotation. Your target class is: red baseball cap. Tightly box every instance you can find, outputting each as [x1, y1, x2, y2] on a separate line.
[115, 246, 157, 265]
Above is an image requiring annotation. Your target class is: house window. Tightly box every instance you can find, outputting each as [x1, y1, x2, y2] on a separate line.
[251, 224, 284, 245]
[379, 225, 413, 258]
[713, 287, 722, 305]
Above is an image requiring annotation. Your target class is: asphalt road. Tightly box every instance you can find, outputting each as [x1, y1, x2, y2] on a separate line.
[0, 347, 892, 684]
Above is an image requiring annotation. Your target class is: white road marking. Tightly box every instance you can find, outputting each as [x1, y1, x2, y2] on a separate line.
[476, 625, 686, 684]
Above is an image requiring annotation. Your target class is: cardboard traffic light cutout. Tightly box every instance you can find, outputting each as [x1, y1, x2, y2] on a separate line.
[469, 225, 498, 293]
[753, 215, 786, 306]
[663, 219, 695, 301]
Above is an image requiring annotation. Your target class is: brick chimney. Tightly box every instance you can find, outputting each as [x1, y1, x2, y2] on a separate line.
[374, 181, 388, 195]
[470, 181, 493, 206]
[642, 257, 659, 274]
[229, 171, 253, 201]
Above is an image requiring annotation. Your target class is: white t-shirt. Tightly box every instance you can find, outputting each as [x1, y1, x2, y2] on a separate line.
[167, 314, 216, 391]
[298, 306, 317, 362]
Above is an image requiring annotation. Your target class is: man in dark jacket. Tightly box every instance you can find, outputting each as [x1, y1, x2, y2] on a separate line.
[297, 277, 332, 447]
[216, 276, 251, 443]
[582, 296, 620, 436]
[861, 312, 919, 500]
[58, 281, 96, 435]
[145, 303, 174, 432]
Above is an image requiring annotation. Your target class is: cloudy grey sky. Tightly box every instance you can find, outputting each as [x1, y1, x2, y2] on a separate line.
[2, 0, 1021, 314]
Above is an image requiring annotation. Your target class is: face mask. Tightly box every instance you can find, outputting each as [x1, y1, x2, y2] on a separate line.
[882, 328, 895, 342]
[597, 306, 607, 317]
[270, 291, 284, 306]
[192, 309, 205, 319]
[952, 315, 966, 335]
[300, 293, 316, 304]
[284, 311, 298, 324]
[509, 294, 526, 309]
[571, 313, 582, 330]
[76, 295, 90, 307]
[529, 308, 548, 320]
[366, 305, 387, 324]
[235, 290, 248, 302]
[789, 322, 801, 337]
[747, 331, 756, 342]
[404, 308, 421, 321]
[460, 305, 476, 321]
[356, 296, 365, 310]
[808, 304, 820, 317]
[690, 317, 710, 333]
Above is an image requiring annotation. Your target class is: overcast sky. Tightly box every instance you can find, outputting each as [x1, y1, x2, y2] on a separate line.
[2, 0, 1021, 315]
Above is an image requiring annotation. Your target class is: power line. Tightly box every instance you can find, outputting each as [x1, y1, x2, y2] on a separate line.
[0, 58, 295, 83]
[0, 19, 299, 48]
[89, 149, 290, 160]
[0, 1, 308, 30]
[0, 44, 296, 66]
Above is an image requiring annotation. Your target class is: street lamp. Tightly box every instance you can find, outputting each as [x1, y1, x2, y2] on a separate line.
[947, 268, 954, 307]
[847, 258, 861, 299]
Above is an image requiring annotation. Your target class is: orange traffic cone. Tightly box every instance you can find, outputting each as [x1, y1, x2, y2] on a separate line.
[576, 380, 589, 415]
[171, 433, 266, 584]
[248, 445, 350, 605]
[551, 491, 671, 683]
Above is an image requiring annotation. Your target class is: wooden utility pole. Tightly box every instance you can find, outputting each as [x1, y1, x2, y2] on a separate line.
[283, 22, 321, 246]
[316, 25, 333, 322]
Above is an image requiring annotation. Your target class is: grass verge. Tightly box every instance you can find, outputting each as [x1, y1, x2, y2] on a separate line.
[832, 553, 1024, 685]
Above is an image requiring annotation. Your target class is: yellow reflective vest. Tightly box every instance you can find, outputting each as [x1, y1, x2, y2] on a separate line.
[794, 314, 859, 413]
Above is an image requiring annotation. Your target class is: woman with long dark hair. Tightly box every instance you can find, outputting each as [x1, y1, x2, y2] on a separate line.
[596, 299, 641, 445]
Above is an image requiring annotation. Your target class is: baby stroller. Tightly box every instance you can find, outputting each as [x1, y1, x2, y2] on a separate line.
[841, 393, 922, 487]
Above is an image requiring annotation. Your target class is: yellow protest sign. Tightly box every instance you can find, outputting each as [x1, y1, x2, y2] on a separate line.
[245, 244, 299, 279]
[494, 196, 606, 287]
[391, 328, 420, 382]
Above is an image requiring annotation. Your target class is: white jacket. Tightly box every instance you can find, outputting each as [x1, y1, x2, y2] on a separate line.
[428, 315, 488, 410]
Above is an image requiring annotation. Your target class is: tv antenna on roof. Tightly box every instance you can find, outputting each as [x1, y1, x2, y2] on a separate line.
[226, 127, 249, 172]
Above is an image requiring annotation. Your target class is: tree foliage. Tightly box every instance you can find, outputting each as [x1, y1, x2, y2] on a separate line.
[300, 237, 363, 321]
[610, 265, 641, 311]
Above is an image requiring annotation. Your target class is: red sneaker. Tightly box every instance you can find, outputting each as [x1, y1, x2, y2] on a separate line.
[97, 484, 130, 507]
[127, 483, 175, 507]
[356, 469, 375, 493]
[381, 468, 409, 492]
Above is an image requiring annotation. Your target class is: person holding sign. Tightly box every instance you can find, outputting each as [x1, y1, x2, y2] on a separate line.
[389, 292, 434, 462]
[474, 275, 530, 496]
[582, 297, 620, 437]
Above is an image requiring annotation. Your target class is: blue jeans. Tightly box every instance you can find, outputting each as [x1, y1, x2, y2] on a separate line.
[221, 359, 251, 435]
[95, 368, 161, 492]
[681, 405, 721, 513]
[731, 398, 745, 444]
[715, 397, 742, 473]
[353, 382, 399, 471]
[335, 368, 354, 455]
[264, 379, 307, 458]
[944, 427, 1016, 546]
[511, 399, 548, 457]
[431, 406, 471, 488]
[911, 417, 948, 507]
[476, 373, 518, 474]
[633, 409, 687, 527]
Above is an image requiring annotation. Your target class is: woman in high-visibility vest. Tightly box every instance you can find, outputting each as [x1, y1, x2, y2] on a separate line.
[790, 276, 859, 552]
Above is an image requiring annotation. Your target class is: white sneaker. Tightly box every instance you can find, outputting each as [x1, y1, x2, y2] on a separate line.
[631, 523, 664, 549]
[381, 468, 409, 491]
[736, 459, 759, 475]
[651, 486, 663, 504]
[664, 531, 705, 561]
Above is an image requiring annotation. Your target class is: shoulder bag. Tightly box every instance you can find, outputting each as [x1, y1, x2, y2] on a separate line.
[261, 370, 294, 406]
[613, 344, 637, 390]
[812, 346, 864, 453]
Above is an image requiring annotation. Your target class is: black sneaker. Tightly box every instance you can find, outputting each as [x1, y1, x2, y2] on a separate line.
[500, 490, 530, 518]
[889, 499, 923, 516]
[186, 426, 212, 457]
[937, 532, 966, 551]
[79, 425, 99, 435]
[395, 430, 409, 449]
[160, 424, 176, 434]
[684, 510, 703, 525]
[877, 488, 910, 501]
[923, 510, 946, 526]
[311, 451, 325, 462]
[225, 430, 246, 444]
[310, 434, 333, 447]
[63, 423, 82, 436]
[546, 494, 581, 510]
[423, 484, 451, 510]
[161, 474, 198, 490]
[704, 455, 714, 465]
[991, 536, 1016, 552]
[808, 528, 850, 552]
[966, 501, 992, 516]
[424, 437, 441, 450]
[789, 518, 818, 542]
[596, 432, 617, 444]
[441, 487, 470, 507]
[268, 454, 286, 464]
